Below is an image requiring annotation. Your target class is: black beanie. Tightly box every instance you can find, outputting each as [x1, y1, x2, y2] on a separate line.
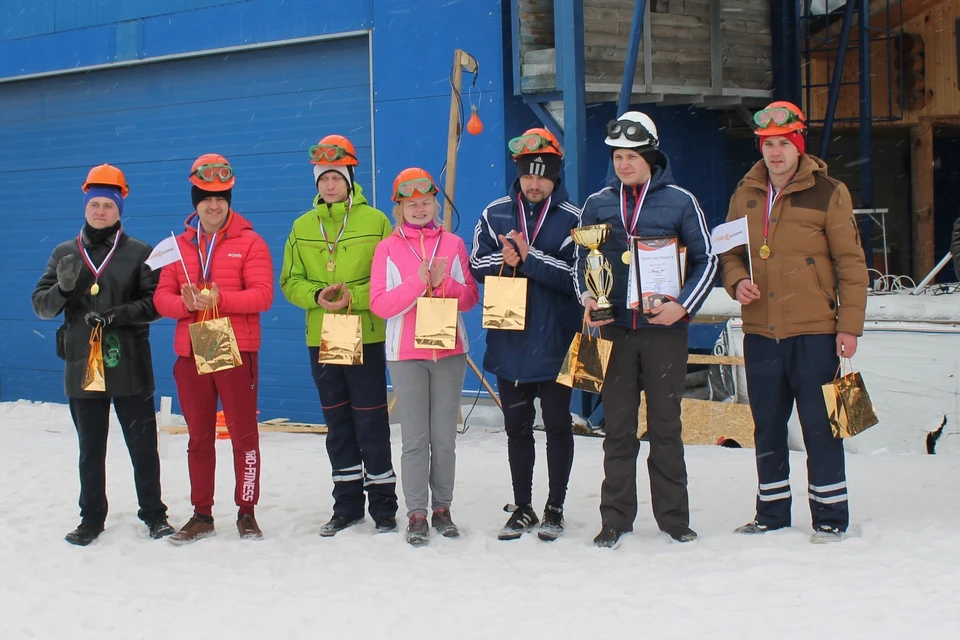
[192, 185, 232, 210]
[516, 153, 562, 183]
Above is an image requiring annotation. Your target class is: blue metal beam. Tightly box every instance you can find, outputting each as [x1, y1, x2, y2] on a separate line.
[858, 0, 873, 207]
[608, 0, 648, 182]
[772, 0, 802, 104]
[510, 0, 522, 96]
[555, 0, 587, 206]
[616, 0, 647, 118]
[819, 0, 857, 158]
[526, 101, 565, 146]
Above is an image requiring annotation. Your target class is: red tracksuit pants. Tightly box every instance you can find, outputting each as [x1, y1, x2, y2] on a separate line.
[173, 352, 261, 516]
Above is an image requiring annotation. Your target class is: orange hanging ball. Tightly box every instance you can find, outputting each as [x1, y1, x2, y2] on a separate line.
[467, 105, 483, 135]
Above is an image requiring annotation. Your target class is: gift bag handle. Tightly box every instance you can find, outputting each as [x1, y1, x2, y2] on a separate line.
[198, 298, 221, 323]
[497, 261, 519, 279]
[834, 357, 853, 380]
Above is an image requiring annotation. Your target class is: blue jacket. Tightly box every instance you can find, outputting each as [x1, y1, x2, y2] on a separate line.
[575, 152, 717, 330]
[470, 180, 582, 384]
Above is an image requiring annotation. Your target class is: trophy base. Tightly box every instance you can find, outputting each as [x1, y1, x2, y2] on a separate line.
[589, 306, 617, 322]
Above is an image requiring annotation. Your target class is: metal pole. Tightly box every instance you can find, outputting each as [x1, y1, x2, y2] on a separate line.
[608, 0, 648, 182]
[819, 0, 857, 158]
[858, 0, 874, 207]
[556, 0, 587, 205]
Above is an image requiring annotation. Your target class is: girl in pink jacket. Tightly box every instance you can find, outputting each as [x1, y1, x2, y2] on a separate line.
[370, 168, 479, 546]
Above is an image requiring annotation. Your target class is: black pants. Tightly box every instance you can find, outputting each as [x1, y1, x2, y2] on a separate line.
[68, 392, 167, 525]
[744, 333, 848, 531]
[598, 325, 689, 532]
[309, 343, 398, 520]
[497, 378, 574, 508]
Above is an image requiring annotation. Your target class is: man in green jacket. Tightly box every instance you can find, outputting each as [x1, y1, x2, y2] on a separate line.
[280, 134, 398, 536]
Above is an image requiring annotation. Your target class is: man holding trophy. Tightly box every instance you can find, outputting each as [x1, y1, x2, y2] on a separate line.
[574, 111, 717, 549]
[470, 128, 582, 542]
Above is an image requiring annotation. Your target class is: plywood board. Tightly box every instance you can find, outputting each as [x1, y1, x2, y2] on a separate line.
[637, 392, 755, 447]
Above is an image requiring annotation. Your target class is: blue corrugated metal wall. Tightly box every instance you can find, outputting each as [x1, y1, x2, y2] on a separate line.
[0, 0, 507, 421]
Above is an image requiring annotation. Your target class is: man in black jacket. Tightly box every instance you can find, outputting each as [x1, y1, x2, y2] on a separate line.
[470, 128, 582, 542]
[32, 164, 173, 546]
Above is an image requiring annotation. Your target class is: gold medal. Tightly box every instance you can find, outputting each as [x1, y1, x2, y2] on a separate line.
[621, 250, 631, 265]
[759, 244, 771, 260]
[90, 282, 100, 296]
[326, 259, 336, 272]
[201, 288, 210, 296]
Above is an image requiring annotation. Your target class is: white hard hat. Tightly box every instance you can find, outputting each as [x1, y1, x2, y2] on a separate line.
[605, 111, 659, 150]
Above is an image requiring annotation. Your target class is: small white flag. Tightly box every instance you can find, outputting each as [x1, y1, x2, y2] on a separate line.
[145, 235, 182, 270]
[711, 217, 750, 255]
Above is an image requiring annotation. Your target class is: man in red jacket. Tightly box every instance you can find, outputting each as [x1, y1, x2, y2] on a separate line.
[154, 154, 274, 544]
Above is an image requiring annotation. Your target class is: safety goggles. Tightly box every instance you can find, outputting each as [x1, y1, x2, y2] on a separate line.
[395, 177, 437, 199]
[193, 163, 234, 183]
[753, 107, 805, 129]
[308, 143, 357, 163]
[606, 119, 655, 144]
[508, 134, 558, 157]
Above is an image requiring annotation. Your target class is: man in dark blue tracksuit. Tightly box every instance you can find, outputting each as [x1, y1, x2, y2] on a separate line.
[470, 127, 582, 542]
[576, 111, 717, 548]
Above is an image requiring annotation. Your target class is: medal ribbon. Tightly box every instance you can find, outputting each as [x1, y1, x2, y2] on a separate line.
[517, 195, 552, 246]
[319, 196, 352, 259]
[620, 181, 651, 238]
[197, 231, 217, 285]
[77, 227, 123, 280]
[762, 182, 780, 245]
[399, 226, 443, 266]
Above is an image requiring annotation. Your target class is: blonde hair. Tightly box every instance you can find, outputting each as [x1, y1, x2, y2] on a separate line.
[392, 196, 443, 228]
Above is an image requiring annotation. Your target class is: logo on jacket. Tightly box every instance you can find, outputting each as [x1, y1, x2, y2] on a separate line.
[228, 253, 243, 258]
[103, 333, 121, 368]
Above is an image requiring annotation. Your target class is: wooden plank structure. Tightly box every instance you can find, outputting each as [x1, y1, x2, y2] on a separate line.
[517, 0, 773, 107]
[804, 0, 960, 278]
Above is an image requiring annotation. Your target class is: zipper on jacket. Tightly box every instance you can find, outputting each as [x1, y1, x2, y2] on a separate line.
[805, 257, 836, 309]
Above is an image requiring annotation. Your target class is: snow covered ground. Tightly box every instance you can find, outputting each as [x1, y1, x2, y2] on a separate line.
[2, 399, 959, 639]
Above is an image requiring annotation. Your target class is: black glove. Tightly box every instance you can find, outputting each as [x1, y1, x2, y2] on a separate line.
[84, 310, 115, 328]
[56, 255, 82, 293]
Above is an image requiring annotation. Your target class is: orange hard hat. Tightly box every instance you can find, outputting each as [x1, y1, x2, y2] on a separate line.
[392, 167, 439, 202]
[753, 101, 807, 136]
[82, 164, 129, 198]
[309, 134, 359, 166]
[189, 153, 235, 191]
[509, 127, 563, 158]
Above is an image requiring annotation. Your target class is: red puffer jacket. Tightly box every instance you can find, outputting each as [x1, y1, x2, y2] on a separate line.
[155, 211, 274, 357]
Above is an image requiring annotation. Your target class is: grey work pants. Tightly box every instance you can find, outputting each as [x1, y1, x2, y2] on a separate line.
[388, 354, 466, 517]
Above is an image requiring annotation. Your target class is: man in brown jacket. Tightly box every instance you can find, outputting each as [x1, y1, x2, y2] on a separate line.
[718, 101, 868, 544]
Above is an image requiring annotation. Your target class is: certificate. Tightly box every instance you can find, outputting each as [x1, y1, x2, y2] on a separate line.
[631, 236, 682, 316]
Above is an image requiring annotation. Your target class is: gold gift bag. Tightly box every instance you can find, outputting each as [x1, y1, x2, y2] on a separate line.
[82, 325, 106, 392]
[482, 264, 527, 331]
[318, 303, 363, 366]
[414, 283, 458, 351]
[556, 325, 612, 393]
[822, 359, 879, 438]
[188, 302, 243, 375]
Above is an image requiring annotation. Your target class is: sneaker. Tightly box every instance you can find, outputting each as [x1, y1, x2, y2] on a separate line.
[319, 515, 364, 538]
[733, 520, 780, 535]
[406, 513, 430, 547]
[811, 525, 844, 544]
[168, 515, 215, 546]
[593, 524, 625, 549]
[147, 518, 175, 540]
[237, 513, 263, 540]
[374, 515, 398, 533]
[65, 521, 104, 547]
[497, 504, 539, 541]
[431, 508, 460, 538]
[538, 505, 564, 542]
[665, 525, 698, 543]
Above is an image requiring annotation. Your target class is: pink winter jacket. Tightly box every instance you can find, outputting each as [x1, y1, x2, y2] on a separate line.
[370, 224, 479, 361]
[155, 211, 274, 357]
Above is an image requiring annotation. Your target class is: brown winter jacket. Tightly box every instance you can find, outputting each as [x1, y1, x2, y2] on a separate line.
[719, 154, 869, 339]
